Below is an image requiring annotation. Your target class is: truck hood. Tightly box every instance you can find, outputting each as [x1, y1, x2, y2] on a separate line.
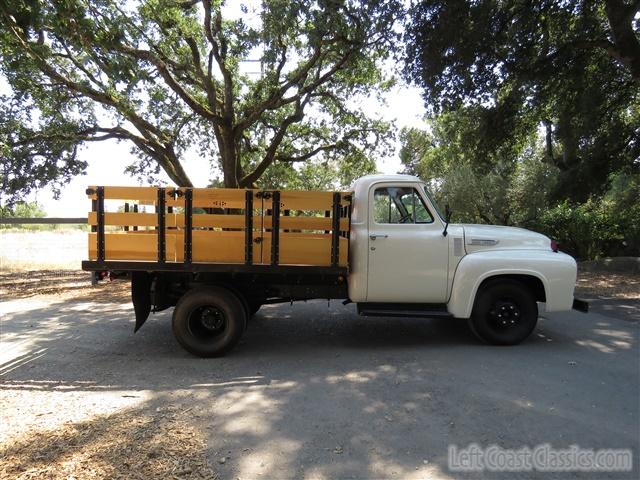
[461, 224, 551, 254]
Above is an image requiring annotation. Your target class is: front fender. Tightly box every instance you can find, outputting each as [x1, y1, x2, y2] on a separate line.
[447, 250, 577, 318]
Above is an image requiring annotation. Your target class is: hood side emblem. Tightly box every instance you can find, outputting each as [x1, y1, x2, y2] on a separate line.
[469, 238, 499, 246]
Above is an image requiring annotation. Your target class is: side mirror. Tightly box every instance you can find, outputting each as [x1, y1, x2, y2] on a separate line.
[443, 203, 451, 237]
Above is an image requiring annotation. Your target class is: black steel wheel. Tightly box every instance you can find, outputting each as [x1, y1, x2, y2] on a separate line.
[468, 279, 538, 345]
[172, 287, 247, 357]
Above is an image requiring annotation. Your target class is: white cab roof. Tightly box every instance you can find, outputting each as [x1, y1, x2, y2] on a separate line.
[351, 174, 422, 191]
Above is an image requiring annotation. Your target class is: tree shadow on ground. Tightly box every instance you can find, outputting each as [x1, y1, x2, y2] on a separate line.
[0, 400, 216, 479]
[1, 299, 639, 479]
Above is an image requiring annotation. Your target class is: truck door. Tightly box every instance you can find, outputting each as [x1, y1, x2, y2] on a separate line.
[366, 184, 449, 303]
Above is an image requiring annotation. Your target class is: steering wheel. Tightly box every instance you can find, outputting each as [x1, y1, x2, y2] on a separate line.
[399, 212, 413, 223]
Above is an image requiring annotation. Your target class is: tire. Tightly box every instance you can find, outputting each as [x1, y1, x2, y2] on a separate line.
[468, 279, 538, 345]
[172, 287, 247, 357]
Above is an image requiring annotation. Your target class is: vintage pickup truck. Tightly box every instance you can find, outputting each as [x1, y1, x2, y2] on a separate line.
[82, 174, 587, 357]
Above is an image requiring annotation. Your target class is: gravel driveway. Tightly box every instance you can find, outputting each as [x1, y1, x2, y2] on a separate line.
[1, 290, 638, 479]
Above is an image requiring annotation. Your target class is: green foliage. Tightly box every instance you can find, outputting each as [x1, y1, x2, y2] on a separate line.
[602, 172, 640, 255]
[400, 120, 639, 260]
[0, 200, 46, 218]
[401, 1, 639, 259]
[0, 200, 63, 230]
[257, 158, 375, 191]
[403, 0, 640, 202]
[533, 192, 639, 261]
[0, 95, 89, 204]
[1, 0, 401, 198]
[400, 115, 558, 226]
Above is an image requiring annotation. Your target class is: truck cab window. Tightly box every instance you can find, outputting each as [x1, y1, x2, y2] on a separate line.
[373, 187, 434, 224]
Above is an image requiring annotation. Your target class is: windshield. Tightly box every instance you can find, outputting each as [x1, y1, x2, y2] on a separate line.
[422, 185, 446, 222]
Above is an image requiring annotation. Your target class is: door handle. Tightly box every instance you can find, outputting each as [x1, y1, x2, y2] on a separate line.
[369, 234, 389, 240]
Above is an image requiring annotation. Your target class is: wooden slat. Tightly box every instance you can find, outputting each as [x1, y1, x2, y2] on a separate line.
[89, 230, 348, 265]
[87, 186, 184, 207]
[88, 212, 345, 231]
[172, 231, 260, 263]
[185, 213, 246, 229]
[89, 232, 182, 261]
[87, 186, 156, 201]
[89, 212, 349, 231]
[89, 212, 158, 227]
[260, 234, 348, 266]
[87, 187, 351, 209]
[191, 188, 250, 209]
[278, 191, 335, 211]
[338, 237, 348, 266]
[262, 216, 349, 231]
[89, 232, 157, 261]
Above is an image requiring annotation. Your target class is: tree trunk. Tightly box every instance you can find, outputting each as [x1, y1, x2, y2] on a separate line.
[555, 111, 579, 171]
[543, 119, 554, 163]
[219, 127, 240, 188]
[158, 148, 193, 187]
[605, 0, 640, 80]
[167, 161, 193, 187]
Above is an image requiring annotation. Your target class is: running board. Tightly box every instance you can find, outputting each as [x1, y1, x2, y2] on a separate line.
[357, 302, 452, 319]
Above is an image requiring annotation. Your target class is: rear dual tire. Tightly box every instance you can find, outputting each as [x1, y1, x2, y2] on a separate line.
[172, 287, 247, 357]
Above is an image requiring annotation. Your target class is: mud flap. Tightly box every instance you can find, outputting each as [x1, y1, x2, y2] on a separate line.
[131, 271, 152, 332]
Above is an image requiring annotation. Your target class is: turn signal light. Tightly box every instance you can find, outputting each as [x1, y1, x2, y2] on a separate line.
[550, 240, 559, 252]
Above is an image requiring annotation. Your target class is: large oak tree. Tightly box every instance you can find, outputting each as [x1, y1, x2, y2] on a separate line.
[0, 0, 400, 202]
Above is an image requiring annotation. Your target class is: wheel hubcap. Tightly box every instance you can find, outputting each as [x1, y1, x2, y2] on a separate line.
[188, 305, 226, 338]
[488, 300, 521, 328]
[200, 307, 224, 331]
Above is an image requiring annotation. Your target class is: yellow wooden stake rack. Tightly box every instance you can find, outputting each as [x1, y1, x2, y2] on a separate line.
[85, 186, 351, 269]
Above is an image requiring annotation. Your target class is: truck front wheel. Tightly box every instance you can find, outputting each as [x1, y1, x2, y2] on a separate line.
[172, 287, 247, 357]
[469, 279, 538, 345]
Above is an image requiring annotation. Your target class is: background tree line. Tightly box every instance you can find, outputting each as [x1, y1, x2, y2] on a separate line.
[1, 0, 638, 259]
[401, 0, 639, 259]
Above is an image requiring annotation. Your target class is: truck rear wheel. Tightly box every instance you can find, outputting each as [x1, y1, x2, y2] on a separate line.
[172, 287, 247, 357]
[469, 279, 538, 345]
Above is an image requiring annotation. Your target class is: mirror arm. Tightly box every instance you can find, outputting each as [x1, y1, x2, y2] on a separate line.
[442, 203, 451, 237]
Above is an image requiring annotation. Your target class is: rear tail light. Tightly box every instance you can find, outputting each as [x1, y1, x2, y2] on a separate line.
[550, 240, 559, 252]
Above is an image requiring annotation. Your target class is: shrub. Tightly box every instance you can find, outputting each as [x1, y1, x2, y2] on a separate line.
[534, 194, 638, 260]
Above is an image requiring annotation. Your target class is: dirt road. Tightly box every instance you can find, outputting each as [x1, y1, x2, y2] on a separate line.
[1, 288, 638, 479]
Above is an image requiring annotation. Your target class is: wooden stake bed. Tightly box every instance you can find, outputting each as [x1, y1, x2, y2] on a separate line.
[82, 186, 351, 273]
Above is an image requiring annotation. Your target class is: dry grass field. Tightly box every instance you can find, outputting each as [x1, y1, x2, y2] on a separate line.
[0, 230, 87, 272]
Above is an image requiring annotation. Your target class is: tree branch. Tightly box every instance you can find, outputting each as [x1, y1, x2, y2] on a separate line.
[605, 0, 640, 80]
[234, 45, 324, 135]
[184, 36, 220, 112]
[239, 97, 310, 186]
[202, 0, 234, 122]
[237, 39, 360, 137]
[276, 143, 340, 163]
[116, 46, 221, 122]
